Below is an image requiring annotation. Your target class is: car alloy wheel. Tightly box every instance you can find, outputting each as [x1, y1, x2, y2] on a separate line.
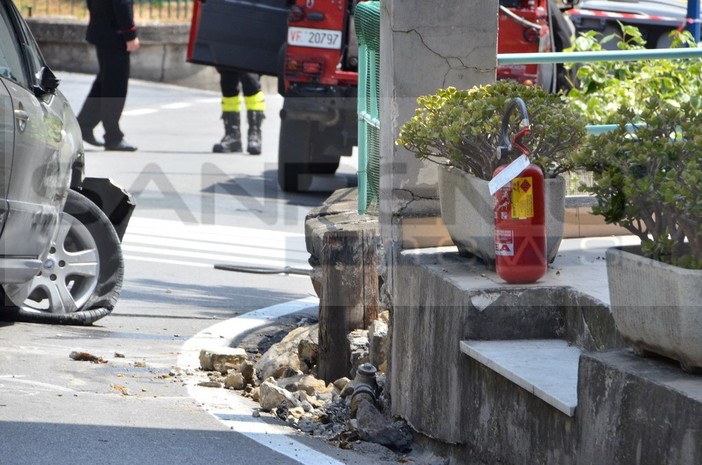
[1, 190, 124, 325]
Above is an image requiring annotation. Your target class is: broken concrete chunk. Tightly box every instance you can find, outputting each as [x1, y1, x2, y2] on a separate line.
[239, 360, 256, 384]
[347, 329, 370, 375]
[199, 347, 247, 373]
[255, 324, 318, 380]
[198, 381, 223, 388]
[368, 319, 388, 370]
[259, 380, 301, 412]
[224, 372, 245, 390]
[333, 377, 351, 392]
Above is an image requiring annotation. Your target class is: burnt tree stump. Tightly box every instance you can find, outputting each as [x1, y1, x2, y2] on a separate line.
[318, 228, 380, 383]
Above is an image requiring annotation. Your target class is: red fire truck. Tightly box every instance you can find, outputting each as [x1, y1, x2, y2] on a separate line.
[187, 0, 685, 192]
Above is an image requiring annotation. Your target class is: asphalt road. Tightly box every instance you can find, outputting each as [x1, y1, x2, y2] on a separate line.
[0, 74, 402, 465]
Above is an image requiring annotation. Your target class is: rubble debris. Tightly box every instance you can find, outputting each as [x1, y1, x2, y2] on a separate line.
[111, 384, 130, 396]
[348, 329, 370, 376]
[255, 325, 318, 379]
[192, 312, 414, 457]
[368, 312, 389, 372]
[355, 399, 413, 452]
[69, 351, 107, 364]
[198, 381, 223, 388]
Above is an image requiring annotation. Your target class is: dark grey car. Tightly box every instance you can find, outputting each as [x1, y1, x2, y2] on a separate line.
[0, 0, 134, 324]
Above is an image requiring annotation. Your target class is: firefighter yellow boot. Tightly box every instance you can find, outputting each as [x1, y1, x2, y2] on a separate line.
[246, 111, 265, 155]
[244, 92, 265, 155]
[213, 95, 243, 153]
[213, 111, 242, 153]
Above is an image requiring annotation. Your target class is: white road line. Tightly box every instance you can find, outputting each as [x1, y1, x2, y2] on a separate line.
[195, 98, 222, 104]
[126, 217, 306, 243]
[125, 232, 308, 259]
[121, 97, 221, 117]
[123, 255, 213, 268]
[122, 108, 159, 116]
[124, 236, 309, 262]
[161, 102, 192, 109]
[0, 375, 75, 393]
[122, 217, 311, 272]
[177, 297, 345, 465]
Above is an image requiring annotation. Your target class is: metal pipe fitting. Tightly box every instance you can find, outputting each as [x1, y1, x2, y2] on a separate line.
[350, 363, 378, 417]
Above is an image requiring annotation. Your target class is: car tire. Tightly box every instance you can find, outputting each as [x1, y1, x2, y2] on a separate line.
[0, 189, 124, 325]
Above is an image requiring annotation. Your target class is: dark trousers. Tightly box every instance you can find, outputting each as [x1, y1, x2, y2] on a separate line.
[77, 45, 130, 145]
[217, 67, 261, 98]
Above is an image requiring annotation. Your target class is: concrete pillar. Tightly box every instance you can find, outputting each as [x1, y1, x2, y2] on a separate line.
[379, 1, 498, 305]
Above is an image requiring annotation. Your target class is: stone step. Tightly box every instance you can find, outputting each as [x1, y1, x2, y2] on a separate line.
[460, 339, 581, 417]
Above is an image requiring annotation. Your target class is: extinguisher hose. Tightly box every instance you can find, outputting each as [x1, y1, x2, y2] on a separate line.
[501, 98, 531, 155]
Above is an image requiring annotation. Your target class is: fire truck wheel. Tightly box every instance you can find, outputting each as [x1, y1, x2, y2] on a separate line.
[309, 142, 341, 174]
[278, 119, 313, 192]
[310, 161, 340, 175]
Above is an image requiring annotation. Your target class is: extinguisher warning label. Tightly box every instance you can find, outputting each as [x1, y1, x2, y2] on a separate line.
[495, 229, 514, 256]
[511, 176, 534, 219]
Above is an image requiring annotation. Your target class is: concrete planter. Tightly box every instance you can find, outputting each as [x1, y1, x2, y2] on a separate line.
[606, 246, 702, 373]
[437, 165, 565, 265]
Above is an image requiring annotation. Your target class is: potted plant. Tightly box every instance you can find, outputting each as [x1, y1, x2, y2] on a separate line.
[576, 98, 702, 373]
[566, 26, 702, 373]
[396, 80, 588, 264]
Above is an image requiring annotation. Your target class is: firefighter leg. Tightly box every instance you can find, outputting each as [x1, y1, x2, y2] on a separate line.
[244, 92, 265, 155]
[213, 96, 242, 153]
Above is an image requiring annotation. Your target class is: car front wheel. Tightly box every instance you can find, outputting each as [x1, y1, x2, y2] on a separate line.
[0, 189, 124, 325]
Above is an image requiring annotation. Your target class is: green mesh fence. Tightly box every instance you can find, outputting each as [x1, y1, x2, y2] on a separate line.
[355, 1, 381, 214]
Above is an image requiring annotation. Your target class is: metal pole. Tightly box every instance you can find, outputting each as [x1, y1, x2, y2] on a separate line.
[498, 47, 702, 65]
[686, 0, 701, 43]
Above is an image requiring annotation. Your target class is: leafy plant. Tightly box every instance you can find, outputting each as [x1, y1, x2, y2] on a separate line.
[566, 24, 702, 269]
[577, 98, 702, 269]
[564, 24, 702, 124]
[396, 80, 587, 179]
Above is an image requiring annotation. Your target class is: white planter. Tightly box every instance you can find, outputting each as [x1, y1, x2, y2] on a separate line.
[606, 246, 702, 373]
[437, 165, 565, 265]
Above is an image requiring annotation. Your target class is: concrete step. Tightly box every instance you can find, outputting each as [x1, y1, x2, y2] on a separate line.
[460, 339, 582, 416]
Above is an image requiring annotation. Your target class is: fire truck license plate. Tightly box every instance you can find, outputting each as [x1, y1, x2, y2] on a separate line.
[288, 27, 342, 50]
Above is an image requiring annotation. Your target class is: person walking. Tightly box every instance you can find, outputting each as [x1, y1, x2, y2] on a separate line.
[213, 67, 265, 155]
[77, 0, 140, 152]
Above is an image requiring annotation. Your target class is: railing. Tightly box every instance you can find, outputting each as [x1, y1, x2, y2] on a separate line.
[498, 48, 702, 65]
[13, 0, 193, 22]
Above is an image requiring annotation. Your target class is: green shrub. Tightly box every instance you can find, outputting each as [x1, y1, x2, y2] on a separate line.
[567, 25, 702, 269]
[564, 25, 702, 124]
[396, 80, 587, 180]
[577, 98, 702, 269]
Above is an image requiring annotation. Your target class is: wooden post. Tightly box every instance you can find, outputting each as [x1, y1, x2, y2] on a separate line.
[318, 227, 379, 383]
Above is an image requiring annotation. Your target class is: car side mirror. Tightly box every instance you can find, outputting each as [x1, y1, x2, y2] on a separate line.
[33, 67, 60, 97]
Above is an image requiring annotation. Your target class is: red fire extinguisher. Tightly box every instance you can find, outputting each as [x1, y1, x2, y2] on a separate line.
[492, 98, 546, 284]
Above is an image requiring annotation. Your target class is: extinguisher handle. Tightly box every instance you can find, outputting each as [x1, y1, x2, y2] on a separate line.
[501, 98, 531, 155]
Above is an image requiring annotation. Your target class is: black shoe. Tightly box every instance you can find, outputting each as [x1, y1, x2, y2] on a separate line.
[82, 132, 104, 147]
[105, 140, 138, 152]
